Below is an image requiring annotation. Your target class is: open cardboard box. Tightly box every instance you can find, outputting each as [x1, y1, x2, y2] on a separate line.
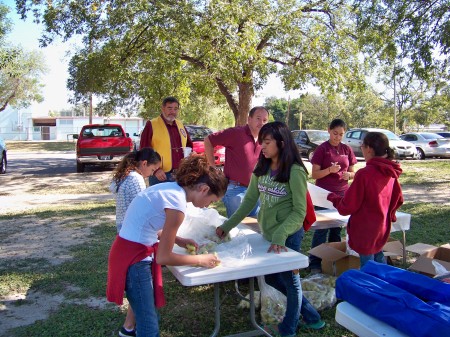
[406, 243, 450, 277]
[308, 239, 403, 276]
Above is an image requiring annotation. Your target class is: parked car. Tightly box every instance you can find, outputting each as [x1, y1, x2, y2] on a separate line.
[399, 132, 450, 160]
[291, 130, 329, 161]
[435, 132, 450, 139]
[0, 136, 7, 174]
[343, 128, 416, 159]
[185, 125, 225, 166]
[132, 127, 144, 151]
[74, 124, 134, 172]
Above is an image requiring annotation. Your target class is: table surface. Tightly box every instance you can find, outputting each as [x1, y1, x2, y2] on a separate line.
[167, 226, 309, 287]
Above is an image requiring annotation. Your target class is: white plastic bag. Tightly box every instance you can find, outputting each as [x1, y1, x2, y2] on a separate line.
[258, 276, 286, 325]
[302, 273, 337, 310]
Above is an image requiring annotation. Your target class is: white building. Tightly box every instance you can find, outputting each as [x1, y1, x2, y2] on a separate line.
[0, 107, 146, 141]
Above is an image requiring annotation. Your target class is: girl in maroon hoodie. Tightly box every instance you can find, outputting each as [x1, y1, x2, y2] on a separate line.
[327, 131, 403, 267]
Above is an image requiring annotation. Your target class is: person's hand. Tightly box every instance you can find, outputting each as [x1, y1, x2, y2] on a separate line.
[154, 168, 167, 181]
[177, 237, 198, 250]
[329, 162, 341, 174]
[342, 171, 351, 180]
[197, 253, 221, 268]
[268, 243, 288, 254]
[216, 227, 227, 239]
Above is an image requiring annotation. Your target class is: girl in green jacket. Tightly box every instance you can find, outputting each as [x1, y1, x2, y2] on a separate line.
[216, 121, 324, 336]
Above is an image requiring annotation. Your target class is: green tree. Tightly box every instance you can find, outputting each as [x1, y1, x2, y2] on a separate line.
[17, 0, 366, 124]
[1, 4, 47, 112]
[0, 47, 47, 112]
[355, 0, 450, 81]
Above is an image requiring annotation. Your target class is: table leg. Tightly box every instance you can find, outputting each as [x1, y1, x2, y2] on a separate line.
[402, 230, 406, 266]
[248, 277, 271, 337]
[210, 283, 221, 337]
[210, 279, 272, 337]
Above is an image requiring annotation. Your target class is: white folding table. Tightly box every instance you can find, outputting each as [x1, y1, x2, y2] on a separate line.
[335, 301, 408, 337]
[167, 226, 309, 337]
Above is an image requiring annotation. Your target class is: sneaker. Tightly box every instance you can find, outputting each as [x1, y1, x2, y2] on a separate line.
[119, 327, 136, 337]
[300, 320, 326, 330]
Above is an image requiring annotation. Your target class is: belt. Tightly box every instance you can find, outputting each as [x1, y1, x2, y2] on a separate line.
[228, 180, 248, 187]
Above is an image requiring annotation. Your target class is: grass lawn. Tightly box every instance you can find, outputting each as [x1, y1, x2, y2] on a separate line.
[1, 141, 449, 337]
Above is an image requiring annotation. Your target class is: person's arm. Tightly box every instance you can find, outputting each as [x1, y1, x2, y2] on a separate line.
[327, 171, 364, 215]
[184, 126, 194, 149]
[203, 136, 216, 167]
[218, 174, 260, 235]
[139, 121, 153, 150]
[311, 163, 340, 180]
[156, 209, 220, 268]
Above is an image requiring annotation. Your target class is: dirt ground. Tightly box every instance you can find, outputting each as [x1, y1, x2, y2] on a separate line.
[0, 158, 449, 335]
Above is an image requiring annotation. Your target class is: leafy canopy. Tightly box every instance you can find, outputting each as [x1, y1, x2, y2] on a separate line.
[16, 0, 366, 124]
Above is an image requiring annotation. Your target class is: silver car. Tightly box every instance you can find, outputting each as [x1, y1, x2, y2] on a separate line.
[343, 128, 416, 159]
[399, 132, 450, 160]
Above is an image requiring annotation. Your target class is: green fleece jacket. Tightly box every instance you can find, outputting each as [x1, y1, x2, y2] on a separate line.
[220, 164, 307, 247]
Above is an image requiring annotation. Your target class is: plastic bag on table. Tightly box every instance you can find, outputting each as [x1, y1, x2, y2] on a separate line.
[177, 204, 253, 266]
[302, 273, 337, 310]
[258, 276, 286, 325]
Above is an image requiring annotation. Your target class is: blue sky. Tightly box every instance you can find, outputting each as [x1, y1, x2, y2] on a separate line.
[3, 0, 77, 116]
[2, 0, 301, 116]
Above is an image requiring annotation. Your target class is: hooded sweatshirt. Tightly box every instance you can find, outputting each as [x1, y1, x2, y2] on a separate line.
[327, 157, 403, 255]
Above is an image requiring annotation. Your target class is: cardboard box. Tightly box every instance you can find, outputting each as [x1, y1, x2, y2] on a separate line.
[308, 239, 403, 276]
[406, 243, 450, 277]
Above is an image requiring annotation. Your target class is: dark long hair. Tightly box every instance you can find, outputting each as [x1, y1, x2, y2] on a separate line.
[363, 132, 395, 159]
[253, 121, 308, 182]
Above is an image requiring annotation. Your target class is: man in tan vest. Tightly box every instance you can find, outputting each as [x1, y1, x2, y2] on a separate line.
[140, 97, 193, 185]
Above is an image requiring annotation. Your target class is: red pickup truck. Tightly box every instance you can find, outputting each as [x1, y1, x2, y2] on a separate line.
[74, 124, 134, 173]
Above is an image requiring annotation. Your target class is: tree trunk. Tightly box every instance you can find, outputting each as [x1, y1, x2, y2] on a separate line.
[236, 82, 254, 126]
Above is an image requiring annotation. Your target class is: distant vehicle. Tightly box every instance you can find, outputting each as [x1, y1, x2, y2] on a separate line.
[291, 130, 329, 161]
[343, 128, 416, 159]
[185, 125, 225, 166]
[74, 124, 134, 173]
[399, 132, 450, 160]
[0, 136, 7, 174]
[132, 127, 144, 151]
[435, 132, 450, 139]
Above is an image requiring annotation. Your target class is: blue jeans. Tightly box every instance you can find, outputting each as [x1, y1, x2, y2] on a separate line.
[309, 227, 342, 271]
[126, 261, 160, 337]
[359, 251, 386, 269]
[265, 229, 321, 336]
[222, 183, 259, 218]
[149, 172, 174, 186]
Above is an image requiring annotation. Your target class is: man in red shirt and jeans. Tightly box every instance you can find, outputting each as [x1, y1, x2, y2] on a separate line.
[204, 106, 269, 217]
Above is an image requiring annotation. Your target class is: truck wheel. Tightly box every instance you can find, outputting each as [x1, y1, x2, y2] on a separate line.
[76, 161, 85, 173]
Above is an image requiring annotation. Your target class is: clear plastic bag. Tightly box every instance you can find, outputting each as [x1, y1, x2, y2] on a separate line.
[258, 276, 286, 325]
[177, 204, 252, 266]
[302, 273, 337, 310]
